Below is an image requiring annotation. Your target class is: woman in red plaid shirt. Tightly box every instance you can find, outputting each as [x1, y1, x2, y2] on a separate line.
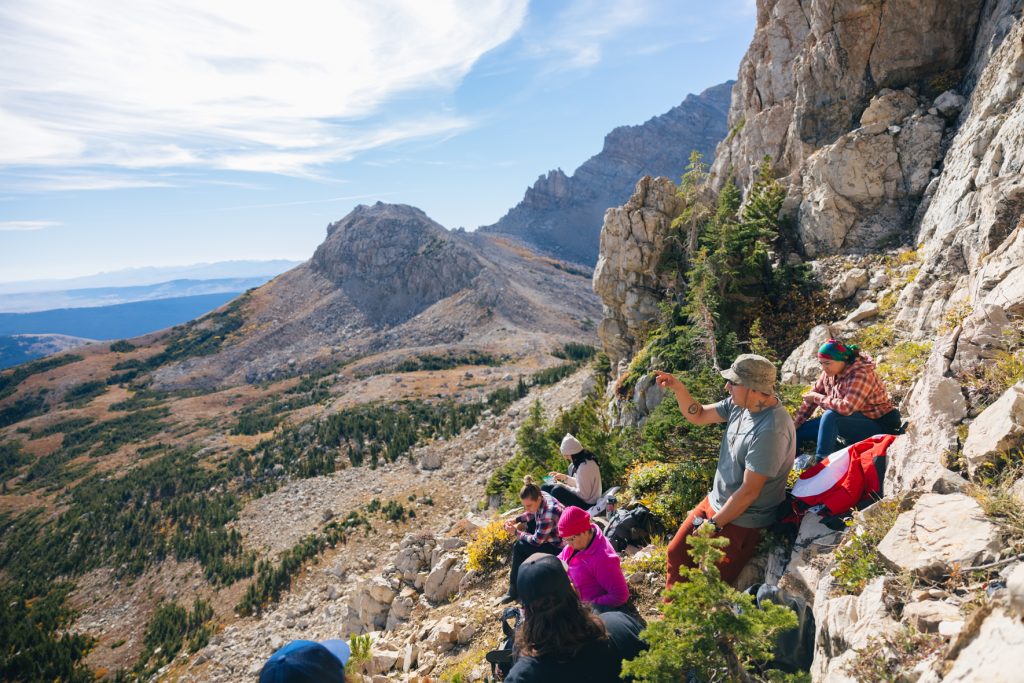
[794, 338, 902, 461]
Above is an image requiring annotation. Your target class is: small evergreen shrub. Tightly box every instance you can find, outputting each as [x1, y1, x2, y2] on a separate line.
[346, 633, 373, 674]
[622, 527, 799, 683]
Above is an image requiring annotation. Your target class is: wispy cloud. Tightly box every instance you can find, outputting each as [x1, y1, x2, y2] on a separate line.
[522, 0, 658, 71]
[1, 172, 177, 192]
[0, 220, 60, 231]
[0, 0, 528, 178]
[210, 192, 395, 212]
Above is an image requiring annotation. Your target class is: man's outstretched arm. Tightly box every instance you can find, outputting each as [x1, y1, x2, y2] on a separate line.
[654, 370, 726, 426]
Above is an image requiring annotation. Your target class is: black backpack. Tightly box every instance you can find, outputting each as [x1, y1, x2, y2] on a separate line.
[484, 606, 521, 679]
[605, 504, 656, 552]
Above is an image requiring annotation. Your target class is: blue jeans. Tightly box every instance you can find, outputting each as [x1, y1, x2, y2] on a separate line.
[796, 409, 900, 459]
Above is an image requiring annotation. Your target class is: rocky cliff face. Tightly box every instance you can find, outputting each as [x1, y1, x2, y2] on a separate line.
[594, 1, 1024, 679]
[711, 0, 992, 257]
[480, 82, 732, 266]
[151, 202, 601, 390]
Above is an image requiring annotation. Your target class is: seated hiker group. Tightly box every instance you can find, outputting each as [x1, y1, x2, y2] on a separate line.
[259, 338, 900, 682]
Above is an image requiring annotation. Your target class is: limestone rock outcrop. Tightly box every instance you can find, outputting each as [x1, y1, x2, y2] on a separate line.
[876, 493, 1002, 580]
[797, 94, 946, 256]
[712, 0, 984, 193]
[592, 176, 684, 372]
[312, 203, 483, 326]
[481, 82, 732, 265]
[962, 381, 1024, 476]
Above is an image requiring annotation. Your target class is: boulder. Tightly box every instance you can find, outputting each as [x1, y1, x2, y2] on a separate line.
[370, 649, 401, 675]
[419, 450, 442, 470]
[877, 493, 1001, 580]
[633, 373, 667, 417]
[829, 268, 870, 301]
[860, 89, 919, 130]
[402, 643, 419, 673]
[933, 90, 967, 120]
[386, 590, 416, 631]
[962, 382, 1024, 476]
[781, 324, 833, 385]
[885, 350, 968, 496]
[843, 301, 880, 323]
[942, 609, 1024, 682]
[423, 553, 467, 603]
[425, 617, 460, 653]
[347, 577, 398, 634]
[778, 512, 845, 602]
[902, 599, 962, 633]
[812, 576, 900, 681]
[394, 534, 436, 582]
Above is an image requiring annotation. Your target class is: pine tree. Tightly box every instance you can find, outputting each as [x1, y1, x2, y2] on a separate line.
[621, 526, 799, 683]
[672, 151, 714, 267]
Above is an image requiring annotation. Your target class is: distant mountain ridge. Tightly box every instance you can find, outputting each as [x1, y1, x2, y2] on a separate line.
[0, 293, 241, 340]
[0, 277, 278, 313]
[479, 81, 734, 265]
[0, 259, 299, 294]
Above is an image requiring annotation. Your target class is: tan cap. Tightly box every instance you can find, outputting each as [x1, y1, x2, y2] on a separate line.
[720, 354, 776, 394]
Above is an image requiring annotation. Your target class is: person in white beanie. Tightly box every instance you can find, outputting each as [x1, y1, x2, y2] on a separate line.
[543, 433, 603, 509]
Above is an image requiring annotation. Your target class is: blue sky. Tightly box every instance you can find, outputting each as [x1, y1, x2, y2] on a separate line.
[0, 0, 755, 282]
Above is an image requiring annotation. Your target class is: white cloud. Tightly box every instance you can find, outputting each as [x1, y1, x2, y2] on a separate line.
[523, 0, 657, 71]
[3, 173, 177, 192]
[0, 220, 61, 231]
[0, 0, 527, 177]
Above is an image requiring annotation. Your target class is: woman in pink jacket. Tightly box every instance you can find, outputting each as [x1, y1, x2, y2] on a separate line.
[557, 506, 630, 613]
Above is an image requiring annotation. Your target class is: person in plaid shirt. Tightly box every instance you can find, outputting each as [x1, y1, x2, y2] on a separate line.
[497, 476, 564, 604]
[794, 338, 901, 460]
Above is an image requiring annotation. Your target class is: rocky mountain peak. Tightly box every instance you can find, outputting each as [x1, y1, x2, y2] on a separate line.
[479, 81, 733, 265]
[312, 202, 483, 326]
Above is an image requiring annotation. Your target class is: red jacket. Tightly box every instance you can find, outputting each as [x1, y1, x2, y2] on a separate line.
[558, 525, 629, 607]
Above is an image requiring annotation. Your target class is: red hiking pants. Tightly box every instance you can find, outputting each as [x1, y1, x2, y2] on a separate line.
[665, 495, 763, 590]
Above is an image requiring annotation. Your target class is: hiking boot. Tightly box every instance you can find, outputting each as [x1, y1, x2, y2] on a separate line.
[496, 593, 517, 605]
[485, 648, 514, 665]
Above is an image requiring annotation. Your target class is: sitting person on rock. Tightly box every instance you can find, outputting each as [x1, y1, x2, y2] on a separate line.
[655, 354, 795, 589]
[504, 553, 646, 683]
[557, 506, 630, 613]
[498, 476, 564, 605]
[259, 639, 350, 683]
[794, 338, 902, 461]
[543, 433, 602, 509]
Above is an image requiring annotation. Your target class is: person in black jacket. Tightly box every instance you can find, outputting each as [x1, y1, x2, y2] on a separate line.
[504, 554, 645, 683]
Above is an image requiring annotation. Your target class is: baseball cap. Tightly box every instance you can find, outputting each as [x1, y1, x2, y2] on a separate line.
[720, 354, 776, 395]
[516, 554, 574, 607]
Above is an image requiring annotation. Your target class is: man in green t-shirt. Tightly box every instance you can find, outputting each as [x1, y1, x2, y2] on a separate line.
[654, 354, 795, 588]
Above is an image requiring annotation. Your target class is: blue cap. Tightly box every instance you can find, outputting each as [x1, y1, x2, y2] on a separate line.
[259, 639, 351, 683]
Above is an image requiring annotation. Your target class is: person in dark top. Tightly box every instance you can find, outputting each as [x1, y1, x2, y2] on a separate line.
[504, 554, 646, 683]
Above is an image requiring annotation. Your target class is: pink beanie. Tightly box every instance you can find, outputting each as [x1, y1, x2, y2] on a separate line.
[557, 506, 592, 537]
